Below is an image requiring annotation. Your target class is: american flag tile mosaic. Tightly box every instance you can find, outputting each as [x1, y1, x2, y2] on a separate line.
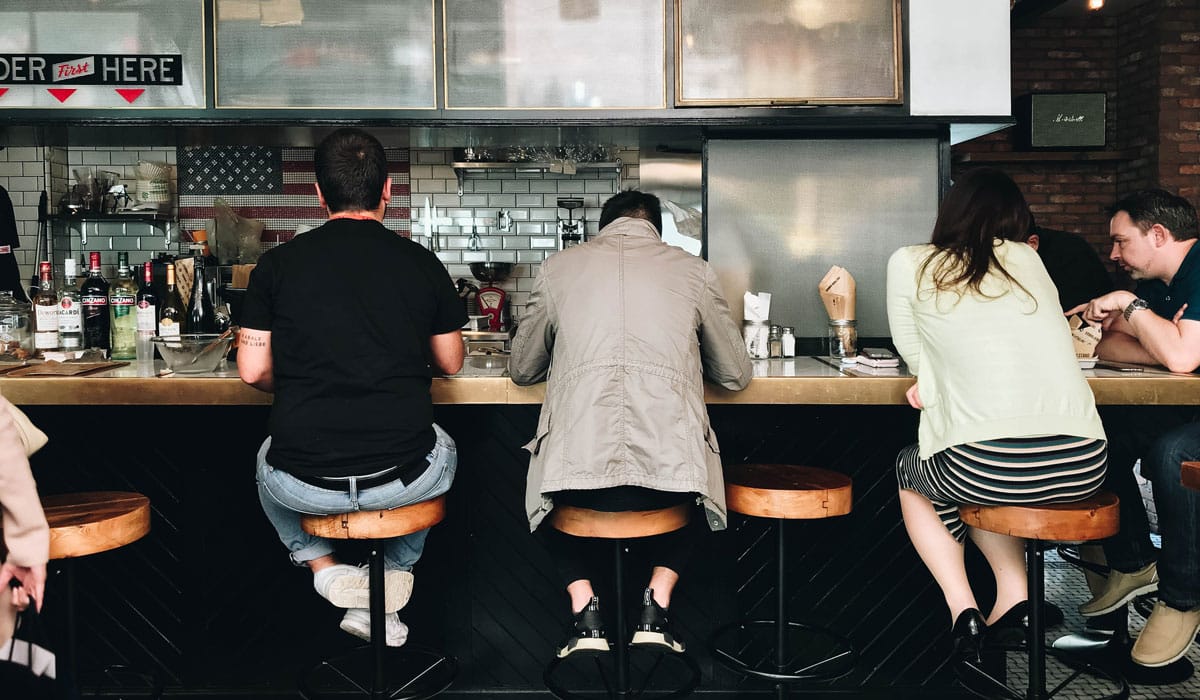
[178, 147, 411, 249]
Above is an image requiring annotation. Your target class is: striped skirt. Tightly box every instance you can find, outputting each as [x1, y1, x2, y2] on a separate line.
[896, 436, 1108, 542]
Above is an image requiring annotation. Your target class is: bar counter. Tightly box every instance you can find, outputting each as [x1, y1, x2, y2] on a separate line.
[3, 356, 1199, 406]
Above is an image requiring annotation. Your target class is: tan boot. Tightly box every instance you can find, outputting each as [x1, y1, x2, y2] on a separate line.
[1079, 562, 1158, 617]
[1131, 601, 1200, 667]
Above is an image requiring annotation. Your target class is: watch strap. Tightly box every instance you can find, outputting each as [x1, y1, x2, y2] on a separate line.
[1123, 297, 1149, 322]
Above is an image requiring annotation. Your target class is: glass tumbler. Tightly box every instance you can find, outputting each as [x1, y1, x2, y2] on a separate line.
[828, 319, 858, 362]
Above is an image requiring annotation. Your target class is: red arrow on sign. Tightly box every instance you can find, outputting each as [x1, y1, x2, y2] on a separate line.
[47, 88, 76, 103]
[115, 88, 144, 104]
[0, 88, 8, 99]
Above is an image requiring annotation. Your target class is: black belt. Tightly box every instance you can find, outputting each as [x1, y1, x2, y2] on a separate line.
[291, 455, 431, 491]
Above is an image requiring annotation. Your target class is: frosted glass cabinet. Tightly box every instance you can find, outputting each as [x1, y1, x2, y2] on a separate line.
[214, 0, 436, 109]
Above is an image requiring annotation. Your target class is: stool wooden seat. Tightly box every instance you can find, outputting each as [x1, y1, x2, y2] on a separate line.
[544, 502, 700, 700]
[713, 465, 856, 691]
[549, 503, 689, 539]
[39, 492, 158, 699]
[301, 495, 446, 540]
[958, 493, 1127, 700]
[1182, 461, 1200, 492]
[297, 495, 453, 700]
[42, 491, 151, 560]
[726, 464, 852, 519]
[959, 492, 1120, 542]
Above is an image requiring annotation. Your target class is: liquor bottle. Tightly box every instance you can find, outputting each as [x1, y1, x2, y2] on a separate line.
[80, 251, 110, 352]
[108, 252, 138, 360]
[57, 257, 83, 351]
[158, 262, 185, 338]
[31, 261, 59, 354]
[135, 261, 158, 336]
[188, 253, 216, 334]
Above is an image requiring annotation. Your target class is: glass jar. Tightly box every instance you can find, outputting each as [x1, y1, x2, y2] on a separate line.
[742, 320, 770, 359]
[0, 290, 32, 358]
[828, 319, 857, 362]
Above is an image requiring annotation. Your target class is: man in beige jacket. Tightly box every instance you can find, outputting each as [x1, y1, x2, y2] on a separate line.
[510, 190, 751, 659]
[0, 395, 49, 649]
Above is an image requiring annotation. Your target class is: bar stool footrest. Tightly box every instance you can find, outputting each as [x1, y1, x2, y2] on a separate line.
[298, 644, 456, 700]
[960, 641, 1130, 700]
[544, 646, 701, 700]
[710, 619, 856, 682]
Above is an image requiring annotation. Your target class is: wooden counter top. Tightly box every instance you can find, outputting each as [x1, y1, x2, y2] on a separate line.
[0, 357, 1195, 408]
[1, 357, 1198, 406]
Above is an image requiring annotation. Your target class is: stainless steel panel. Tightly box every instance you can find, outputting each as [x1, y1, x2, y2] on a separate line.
[445, 0, 665, 109]
[215, 0, 435, 108]
[676, 0, 901, 105]
[640, 149, 702, 255]
[706, 139, 939, 338]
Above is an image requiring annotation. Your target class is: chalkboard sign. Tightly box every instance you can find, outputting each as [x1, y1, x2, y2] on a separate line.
[1021, 93, 1107, 148]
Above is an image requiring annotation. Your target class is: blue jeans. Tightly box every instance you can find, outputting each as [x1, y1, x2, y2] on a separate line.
[256, 423, 457, 572]
[1139, 422, 1200, 610]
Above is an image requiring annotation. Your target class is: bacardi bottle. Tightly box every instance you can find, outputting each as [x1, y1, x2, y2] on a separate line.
[80, 252, 109, 352]
[58, 257, 83, 351]
[158, 262, 185, 338]
[31, 261, 59, 354]
[108, 252, 138, 360]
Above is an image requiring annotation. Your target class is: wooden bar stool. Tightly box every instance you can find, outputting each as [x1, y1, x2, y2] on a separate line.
[958, 493, 1129, 700]
[1182, 461, 1200, 492]
[710, 465, 856, 694]
[41, 491, 158, 698]
[543, 503, 701, 700]
[297, 496, 454, 700]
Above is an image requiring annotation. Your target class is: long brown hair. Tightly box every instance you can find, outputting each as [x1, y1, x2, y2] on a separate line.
[919, 167, 1034, 300]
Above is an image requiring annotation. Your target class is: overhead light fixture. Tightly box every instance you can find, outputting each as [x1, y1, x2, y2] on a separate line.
[1088, 0, 1105, 10]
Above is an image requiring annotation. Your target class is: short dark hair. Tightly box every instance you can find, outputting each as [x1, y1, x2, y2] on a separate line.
[1108, 189, 1199, 241]
[599, 190, 662, 234]
[314, 128, 389, 214]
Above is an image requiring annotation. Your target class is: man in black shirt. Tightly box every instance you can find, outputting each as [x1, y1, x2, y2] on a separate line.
[239, 128, 465, 646]
[1027, 225, 1113, 311]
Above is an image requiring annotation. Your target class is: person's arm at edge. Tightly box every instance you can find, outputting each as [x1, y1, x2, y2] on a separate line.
[0, 395, 48, 609]
[698, 264, 751, 391]
[509, 268, 554, 385]
[430, 330, 464, 376]
[237, 327, 274, 393]
[1070, 290, 1200, 372]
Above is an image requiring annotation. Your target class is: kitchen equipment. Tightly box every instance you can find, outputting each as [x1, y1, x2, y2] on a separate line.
[463, 331, 510, 355]
[455, 278, 479, 315]
[469, 262, 513, 332]
[556, 197, 585, 248]
[152, 333, 233, 374]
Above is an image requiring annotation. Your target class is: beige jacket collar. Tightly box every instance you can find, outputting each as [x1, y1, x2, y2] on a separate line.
[594, 216, 660, 241]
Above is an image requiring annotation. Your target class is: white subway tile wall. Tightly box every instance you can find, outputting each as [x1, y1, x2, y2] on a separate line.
[3, 144, 640, 322]
[410, 147, 640, 320]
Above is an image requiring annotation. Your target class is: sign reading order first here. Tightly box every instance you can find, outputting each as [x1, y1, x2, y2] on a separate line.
[0, 54, 183, 86]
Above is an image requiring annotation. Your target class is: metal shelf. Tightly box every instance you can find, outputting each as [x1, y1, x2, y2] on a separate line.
[451, 161, 621, 195]
[49, 213, 176, 247]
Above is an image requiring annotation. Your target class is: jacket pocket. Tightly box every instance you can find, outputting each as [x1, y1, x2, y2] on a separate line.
[703, 424, 721, 455]
[523, 412, 552, 455]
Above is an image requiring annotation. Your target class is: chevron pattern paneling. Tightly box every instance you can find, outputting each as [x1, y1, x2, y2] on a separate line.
[19, 403, 1187, 697]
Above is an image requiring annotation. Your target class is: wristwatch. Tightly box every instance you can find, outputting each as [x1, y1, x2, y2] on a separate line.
[1123, 297, 1150, 322]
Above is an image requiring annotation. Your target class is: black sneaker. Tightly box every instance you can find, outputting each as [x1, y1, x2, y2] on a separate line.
[631, 588, 685, 653]
[556, 596, 609, 658]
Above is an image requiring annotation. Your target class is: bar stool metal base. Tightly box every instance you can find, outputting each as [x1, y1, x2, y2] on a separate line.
[543, 538, 700, 700]
[958, 541, 1129, 700]
[299, 645, 456, 700]
[710, 519, 856, 688]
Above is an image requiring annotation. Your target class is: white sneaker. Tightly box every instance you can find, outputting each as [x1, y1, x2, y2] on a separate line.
[313, 565, 414, 613]
[340, 608, 409, 647]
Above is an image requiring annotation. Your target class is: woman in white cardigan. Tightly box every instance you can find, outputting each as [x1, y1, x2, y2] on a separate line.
[886, 168, 1107, 665]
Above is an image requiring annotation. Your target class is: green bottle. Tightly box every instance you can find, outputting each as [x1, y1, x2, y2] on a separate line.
[108, 252, 138, 359]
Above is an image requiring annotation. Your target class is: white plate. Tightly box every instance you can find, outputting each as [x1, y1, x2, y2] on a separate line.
[1078, 357, 1098, 369]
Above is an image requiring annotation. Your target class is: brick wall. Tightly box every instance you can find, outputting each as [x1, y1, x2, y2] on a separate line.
[0, 146, 49, 282]
[1156, 0, 1200, 201]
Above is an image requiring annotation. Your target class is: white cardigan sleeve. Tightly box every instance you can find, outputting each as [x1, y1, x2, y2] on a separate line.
[886, 247, 923, 377]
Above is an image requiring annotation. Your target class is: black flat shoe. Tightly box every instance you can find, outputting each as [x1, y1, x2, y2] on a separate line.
[951, 608, 988, 664]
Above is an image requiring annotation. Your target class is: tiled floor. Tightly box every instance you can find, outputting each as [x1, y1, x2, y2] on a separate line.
[1017, 546, 1200, 700]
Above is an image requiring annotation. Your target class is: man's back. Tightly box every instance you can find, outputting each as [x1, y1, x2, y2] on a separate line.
[241, 218, 463, 477]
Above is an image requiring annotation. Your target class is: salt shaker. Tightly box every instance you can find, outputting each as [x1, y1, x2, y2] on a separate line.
[781, 326, 796, 357]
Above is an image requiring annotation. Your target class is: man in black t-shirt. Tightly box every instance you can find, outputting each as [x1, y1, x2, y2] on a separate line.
[1069, 188, 1200, 671]
[1027, 225, 1113, 311]
[239, 128, 465, 647]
